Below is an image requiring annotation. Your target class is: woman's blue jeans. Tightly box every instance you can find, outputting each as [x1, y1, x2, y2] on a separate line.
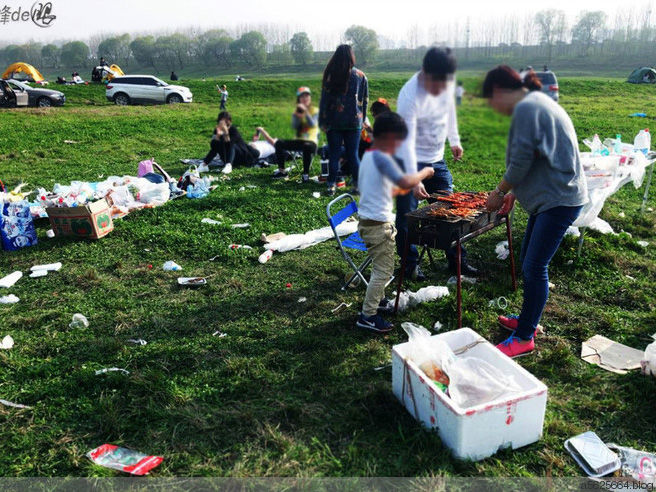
[516, 205, 582, 339]
[327, 129, 361, 187]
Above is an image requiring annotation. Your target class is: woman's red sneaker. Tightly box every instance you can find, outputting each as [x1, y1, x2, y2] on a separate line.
[496, 335, 535, 358]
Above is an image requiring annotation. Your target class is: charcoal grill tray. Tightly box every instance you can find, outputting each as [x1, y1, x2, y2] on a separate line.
[406, 200, 502, 250]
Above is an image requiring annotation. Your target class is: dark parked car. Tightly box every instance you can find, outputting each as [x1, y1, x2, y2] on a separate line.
[5, 79, 66, 107]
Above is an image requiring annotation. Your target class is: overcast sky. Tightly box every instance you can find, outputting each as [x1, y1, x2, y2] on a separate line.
[0, 0, 647, 45]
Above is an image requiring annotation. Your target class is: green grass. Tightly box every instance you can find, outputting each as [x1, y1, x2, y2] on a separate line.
[1, 76, 655, 477]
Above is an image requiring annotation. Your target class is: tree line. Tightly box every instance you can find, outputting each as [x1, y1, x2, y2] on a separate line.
[1, 7, 655, 74]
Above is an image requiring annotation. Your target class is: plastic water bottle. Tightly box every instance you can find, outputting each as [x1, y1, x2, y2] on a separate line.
[591, 134, 603, 155]
[258, 250, 273, 264]
[614, 134, 623, 154]
[634, 129, 651, 155]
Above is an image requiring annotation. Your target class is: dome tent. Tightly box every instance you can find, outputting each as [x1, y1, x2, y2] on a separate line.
[627, 67, 656, 84]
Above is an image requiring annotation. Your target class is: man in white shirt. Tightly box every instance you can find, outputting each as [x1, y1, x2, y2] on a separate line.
[395, 47, 478, 279]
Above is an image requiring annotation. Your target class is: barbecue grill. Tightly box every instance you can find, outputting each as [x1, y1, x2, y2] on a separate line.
[394, 196, 517, 328]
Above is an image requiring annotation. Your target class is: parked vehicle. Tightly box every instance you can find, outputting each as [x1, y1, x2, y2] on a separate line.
[0, 79, 27, 107]
[5, 79, 65, 107]
[106, 75, 193, 105]
[535, 71, 559, 102]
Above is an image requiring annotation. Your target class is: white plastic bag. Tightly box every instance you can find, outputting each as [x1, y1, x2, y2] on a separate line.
[642, 341, 656, 377]
[448, 357, 523, 408]
[402, 323, 455, 385]
[395, 286, 449, 312]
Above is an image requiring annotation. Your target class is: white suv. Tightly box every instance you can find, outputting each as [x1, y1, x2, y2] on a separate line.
[106, 75, 193, 105]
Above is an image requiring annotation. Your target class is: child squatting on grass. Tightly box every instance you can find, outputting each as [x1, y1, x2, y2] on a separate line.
[356, 112, 435, 333]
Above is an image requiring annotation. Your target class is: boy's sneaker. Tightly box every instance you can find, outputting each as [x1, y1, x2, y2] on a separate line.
[356, 313, 393, 333]
[197, 163, 210, 173]
[496, 334, 535, 358]
[378, 297, 395, 314]
[301, 174, 310, 183]
[325, 186, 336, 197]
[498, 314, 543, 336]
[272, 169, 288, 179]
[221, 163, 233, 174]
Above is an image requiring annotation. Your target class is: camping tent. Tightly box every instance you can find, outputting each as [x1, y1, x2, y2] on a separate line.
[106, 64, 124, 81]
[627, 67, 656, 84]
[1, 62, 45, 83]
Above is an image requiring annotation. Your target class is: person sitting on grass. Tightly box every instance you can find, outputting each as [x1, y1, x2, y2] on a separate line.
[355, 112, 435, 333]
[272, 86, 319, 182]
[482, 65, 588, 358]
[199, 111, 259, 174]
[359, 97, 392, 159]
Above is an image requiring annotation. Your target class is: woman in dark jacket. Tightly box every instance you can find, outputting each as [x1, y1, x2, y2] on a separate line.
[319, 44, 369, 195]
[200, 111, 259, 174]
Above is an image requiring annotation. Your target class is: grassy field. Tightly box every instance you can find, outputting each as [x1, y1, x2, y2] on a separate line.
[0, 76, 655, 477]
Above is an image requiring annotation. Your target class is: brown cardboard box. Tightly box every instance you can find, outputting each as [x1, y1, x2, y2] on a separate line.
[46, 198, 114, 239]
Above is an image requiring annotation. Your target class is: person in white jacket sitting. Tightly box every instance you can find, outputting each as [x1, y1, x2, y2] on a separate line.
[395, 47, 478, 280]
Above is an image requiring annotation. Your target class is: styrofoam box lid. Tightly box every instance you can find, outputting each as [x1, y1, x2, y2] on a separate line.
[392, 327, 548, 415]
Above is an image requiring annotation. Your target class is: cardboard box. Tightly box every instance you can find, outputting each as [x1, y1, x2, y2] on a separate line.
[392, 328, 548, 461]
[47, 198, 114, 239]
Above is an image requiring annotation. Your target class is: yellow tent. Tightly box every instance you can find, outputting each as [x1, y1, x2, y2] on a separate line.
[2, 62, 45, 82]
[106, 64, 124, 81]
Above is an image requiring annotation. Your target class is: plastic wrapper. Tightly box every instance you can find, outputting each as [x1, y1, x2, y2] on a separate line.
[642, 341, 656, 377]
[402, 323, 455, 385]
[607, 443, 656, 485]
[447, 357, 523, 408]
[395, 286, 450, 312]
[86, 444, 163, 476]
[1, 201, 38, 251]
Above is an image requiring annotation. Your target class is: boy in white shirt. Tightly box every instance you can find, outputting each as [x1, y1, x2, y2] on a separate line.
[456, 81, 465, 105]
[356, 112, 434, 333]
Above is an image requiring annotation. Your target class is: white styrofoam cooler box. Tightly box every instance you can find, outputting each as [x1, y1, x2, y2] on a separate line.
[392, 328, 548, 461]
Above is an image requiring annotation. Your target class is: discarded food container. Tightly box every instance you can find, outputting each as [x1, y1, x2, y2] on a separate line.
[46, 198, 114, 239]
[177, 277, 207, 287]
[392, 327, 548, 461]
[565, 431, 621, 477]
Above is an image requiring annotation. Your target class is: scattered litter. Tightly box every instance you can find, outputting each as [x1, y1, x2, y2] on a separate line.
[86, 444, 163, 476]
[394, 286, 450, 312]
[1, 335, 14, 349]
[581, 335, 644, 374]
[565, 431, 621, 478]
[607, 443, 656, 485]
[548, 282, 556, 290]
[177, 277, 207, 287]
[642, 340, 656, 377]
[297, 297, 307, 303]
[238, 186, 246, 191]
[63, 140, 78, 144]
[433, 321, 444, 332]
[264, 221, 358, 253]
[649, 207, 654, 212]
[0, 294, 19, 304]
[488, 296, 509, 310]
[229, 244, 252, 250]
[0, 271, 22, 289]
[31, 262, 62, 272]
[331, 302, 352, 314]
[494, 241, 509, 260]
[162, 261, 182, 271]
[95, 367, 130, 376]
[374, 364, 391, 371]
[626, 275, 635, 281]
[258, 249, 273, 264]
[447, 275, 477, 285]
[69, 313, 89, 329]
[144, 248, 150, 252]
[29, 270, 48, 278]
[127, 339, 147, 346]
[619, 211, 626, 218]
[621, 230, 633, 238]
[312, 192, 321, 199]
[566, 260, 574, 265]
[212, 331, 227, 338]
[588, 217, 617, 235]
[46, 229, 55, 238]
[637, 240, 649, 247]
[261, 232, 286, 243]
[200, 218, 222, 226]
[231, 223, 250, 229]
[0, 399, 31, 409]
[286, 283, 292, 288]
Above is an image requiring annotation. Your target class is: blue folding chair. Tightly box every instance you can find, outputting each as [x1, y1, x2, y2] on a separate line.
[326, 194, 372, 290]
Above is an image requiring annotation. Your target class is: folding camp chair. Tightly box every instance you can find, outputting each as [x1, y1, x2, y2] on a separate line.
[326, 194, 371, 290]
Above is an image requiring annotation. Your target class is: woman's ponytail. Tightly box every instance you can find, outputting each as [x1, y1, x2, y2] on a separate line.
[522, 70, 542, 92]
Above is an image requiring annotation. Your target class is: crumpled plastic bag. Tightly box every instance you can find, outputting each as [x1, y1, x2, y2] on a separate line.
[394, 286, 449, 312]
[447, 356, 523, 408]
[495, 241, 509, 260]
[402, 323, 455, 385]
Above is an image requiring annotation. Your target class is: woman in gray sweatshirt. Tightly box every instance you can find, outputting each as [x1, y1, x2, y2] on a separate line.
[482, 65, 588, 358]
